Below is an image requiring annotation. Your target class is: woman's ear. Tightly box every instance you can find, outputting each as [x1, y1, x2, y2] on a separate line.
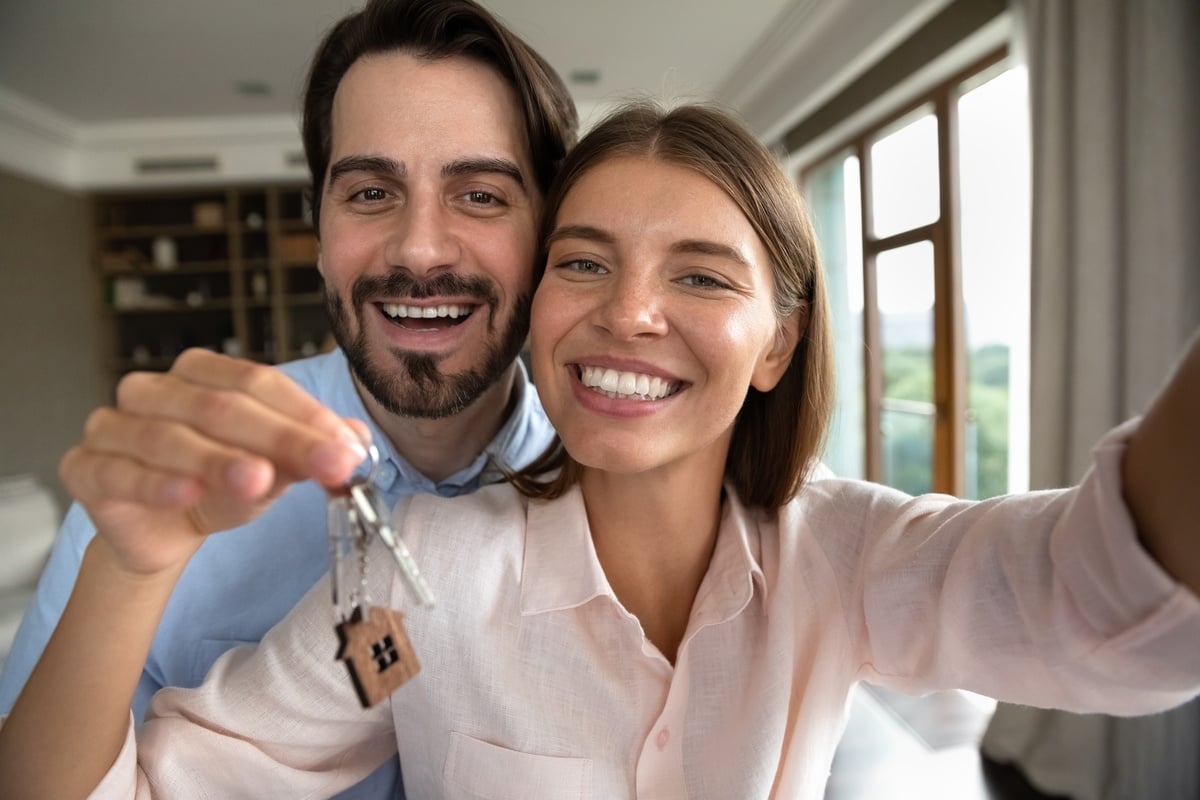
[751, 302, 808, 392]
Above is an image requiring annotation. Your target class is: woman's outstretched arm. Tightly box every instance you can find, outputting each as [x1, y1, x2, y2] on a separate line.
[1124, 332, 1200, 596]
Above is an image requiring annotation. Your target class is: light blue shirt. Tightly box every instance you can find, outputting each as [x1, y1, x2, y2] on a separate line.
[0, 348, 554, 799]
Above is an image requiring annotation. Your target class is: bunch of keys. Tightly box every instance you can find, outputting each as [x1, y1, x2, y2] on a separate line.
[329, 441, 435, 708]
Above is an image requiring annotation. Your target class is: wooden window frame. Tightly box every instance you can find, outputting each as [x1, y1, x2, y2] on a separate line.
[801, 48, 1007, 495]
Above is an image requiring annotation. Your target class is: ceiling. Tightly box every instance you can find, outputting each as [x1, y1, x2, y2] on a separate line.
[0, 0, 958, 189]
[0, 0, 794, 127]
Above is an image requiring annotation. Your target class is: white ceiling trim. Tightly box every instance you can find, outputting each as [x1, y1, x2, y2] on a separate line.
[783, 13, 1012, 172]
[730, 0, 955, 146]
[0, 88, 78, 188]
[0, 91, 308, 190]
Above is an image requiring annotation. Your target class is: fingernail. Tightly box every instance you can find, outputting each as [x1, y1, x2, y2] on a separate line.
[340, 429, 370, 464]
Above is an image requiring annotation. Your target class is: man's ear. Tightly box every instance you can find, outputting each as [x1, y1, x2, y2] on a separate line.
[316, 242, 324, 278]
[751, 303, 808, 392]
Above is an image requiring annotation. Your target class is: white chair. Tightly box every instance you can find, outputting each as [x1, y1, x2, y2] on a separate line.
[0, 474, 60, 668]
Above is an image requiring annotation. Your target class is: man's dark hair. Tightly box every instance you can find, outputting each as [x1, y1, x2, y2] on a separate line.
[301, 0, 578, 229]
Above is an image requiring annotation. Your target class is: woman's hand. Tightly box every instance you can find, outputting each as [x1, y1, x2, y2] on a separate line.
[58, 348, 370, 577]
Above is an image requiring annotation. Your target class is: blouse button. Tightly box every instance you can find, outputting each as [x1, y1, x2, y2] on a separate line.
[655, 727, 670, 749]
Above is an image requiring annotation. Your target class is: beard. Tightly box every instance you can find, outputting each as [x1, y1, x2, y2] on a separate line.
[324, 271, 531, 420]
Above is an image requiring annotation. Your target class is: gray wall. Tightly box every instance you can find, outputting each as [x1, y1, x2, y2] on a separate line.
[0, 168, 110, 513]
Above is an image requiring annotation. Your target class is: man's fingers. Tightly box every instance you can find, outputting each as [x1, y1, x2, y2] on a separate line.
[113, 365, 366, 487]
[59, 445, 202, 511]
[80, 408, 277, 500]
[169, 349, 365, 445]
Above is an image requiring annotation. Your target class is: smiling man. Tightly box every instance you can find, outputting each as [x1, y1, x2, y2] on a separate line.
[0, 1, 576, 797]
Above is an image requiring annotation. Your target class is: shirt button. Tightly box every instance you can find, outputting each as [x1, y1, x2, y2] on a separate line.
[655, 727, 670, 750]
[376, 464, 397, 487]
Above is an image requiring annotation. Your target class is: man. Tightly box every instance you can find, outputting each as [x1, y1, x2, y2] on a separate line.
[0, 0, 577, 796]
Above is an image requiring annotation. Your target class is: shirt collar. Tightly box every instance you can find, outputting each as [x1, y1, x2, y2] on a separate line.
[519, 482, 767, 622]
[688, 485, 768, 628]
[326, 352, 551, 499]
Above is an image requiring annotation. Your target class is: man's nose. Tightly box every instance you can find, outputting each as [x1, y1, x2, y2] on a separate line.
[383, 197, 460, 276]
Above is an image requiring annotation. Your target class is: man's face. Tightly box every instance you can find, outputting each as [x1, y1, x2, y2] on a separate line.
[319, 52, 539, 419]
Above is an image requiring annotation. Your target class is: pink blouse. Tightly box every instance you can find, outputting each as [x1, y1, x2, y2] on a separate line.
[94, 420, 1200, 798]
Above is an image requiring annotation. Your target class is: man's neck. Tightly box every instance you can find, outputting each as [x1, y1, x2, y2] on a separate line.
[355, 363, 520, 484]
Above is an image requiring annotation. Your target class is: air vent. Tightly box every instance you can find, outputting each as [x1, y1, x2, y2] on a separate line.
[134, 156, 219, 175]
[285, 151, 307, 168]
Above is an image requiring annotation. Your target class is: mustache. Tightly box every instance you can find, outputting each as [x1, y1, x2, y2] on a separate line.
[350, 272, 499, 311]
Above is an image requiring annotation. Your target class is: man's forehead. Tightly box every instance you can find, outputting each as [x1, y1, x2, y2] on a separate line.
[329, 52, 532, 166]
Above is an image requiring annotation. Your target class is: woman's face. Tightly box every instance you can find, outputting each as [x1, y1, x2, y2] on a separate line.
[531, 156, 797, 481]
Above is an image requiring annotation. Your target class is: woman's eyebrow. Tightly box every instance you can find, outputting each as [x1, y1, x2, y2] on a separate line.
[327, 155, 404, 184]
[546, 224, 615, 246]
[671, 239, 751, 268]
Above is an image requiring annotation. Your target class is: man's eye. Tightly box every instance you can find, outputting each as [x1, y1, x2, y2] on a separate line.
[466, 190, 500, 205]
[352, 187, 387, 202]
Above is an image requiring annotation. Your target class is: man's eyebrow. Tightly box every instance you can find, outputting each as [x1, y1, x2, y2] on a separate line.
[443, 157, 525, 188]
[671, 239, 751, 268]
[327, 155, 404, 184]
[545, 224, 616, 247]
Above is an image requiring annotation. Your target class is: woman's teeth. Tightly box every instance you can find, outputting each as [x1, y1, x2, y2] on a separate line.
[381, 303, 470, 320]
[578, 365, 677, 401]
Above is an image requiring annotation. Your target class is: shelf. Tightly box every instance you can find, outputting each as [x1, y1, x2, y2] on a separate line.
[95, 184, 330, 374]
[284, 292, 326, 306]
[111, 298, 236, 314]
[101, 261, 237, 277]
[99, 224, 229, 239]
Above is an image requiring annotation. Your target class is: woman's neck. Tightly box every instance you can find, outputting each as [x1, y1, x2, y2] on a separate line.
[580, 463, 726, 664]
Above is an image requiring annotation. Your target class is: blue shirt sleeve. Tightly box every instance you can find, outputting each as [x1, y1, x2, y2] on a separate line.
[0, 503, 167, 714]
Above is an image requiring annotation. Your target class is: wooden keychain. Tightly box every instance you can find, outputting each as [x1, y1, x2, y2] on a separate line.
[328, 442, 435, 708]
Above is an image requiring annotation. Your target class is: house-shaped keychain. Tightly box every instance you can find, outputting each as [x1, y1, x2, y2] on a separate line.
[336, 605, 421, 708]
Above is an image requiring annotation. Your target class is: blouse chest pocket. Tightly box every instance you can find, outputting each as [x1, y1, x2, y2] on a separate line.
[443, 731, 592, 800]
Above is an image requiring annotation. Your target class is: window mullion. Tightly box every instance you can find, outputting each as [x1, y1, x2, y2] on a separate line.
[933, 90, 966, 495]
[857, 139, 883, 484]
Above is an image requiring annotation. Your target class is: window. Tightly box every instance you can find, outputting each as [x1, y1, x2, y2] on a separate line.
[801, 54, 1030, 498]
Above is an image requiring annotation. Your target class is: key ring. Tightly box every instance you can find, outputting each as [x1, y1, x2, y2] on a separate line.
[346, 441, 382, 490]
[339, 441, 436, 609]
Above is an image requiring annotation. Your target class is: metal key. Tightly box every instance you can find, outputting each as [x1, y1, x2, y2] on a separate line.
[347, 477, 436, 608]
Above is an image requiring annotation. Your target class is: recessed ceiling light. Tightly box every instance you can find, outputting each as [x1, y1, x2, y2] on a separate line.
[569, 69, 601, 86]
[236, 80, 273, 97]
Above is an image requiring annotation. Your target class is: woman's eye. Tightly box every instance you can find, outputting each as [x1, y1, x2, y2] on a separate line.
[680, 273, 729, 290]
[561, 259, 606, 275]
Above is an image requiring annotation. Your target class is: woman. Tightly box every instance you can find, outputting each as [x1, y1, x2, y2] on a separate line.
[1, 102, 1197, 799]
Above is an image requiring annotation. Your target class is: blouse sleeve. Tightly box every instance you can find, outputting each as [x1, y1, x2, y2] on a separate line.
[93, 560, 398, 798]
[808, 420, 1200, 714]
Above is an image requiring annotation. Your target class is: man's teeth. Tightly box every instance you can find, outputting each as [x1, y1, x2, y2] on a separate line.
[579, 365, 677, 400]
[381, 303, 470, 319]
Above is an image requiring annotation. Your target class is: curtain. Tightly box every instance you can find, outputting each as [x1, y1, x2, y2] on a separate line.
[980, 1, 1200, 798]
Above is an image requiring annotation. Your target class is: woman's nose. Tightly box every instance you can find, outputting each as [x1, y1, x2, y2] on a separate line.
[594, 270, 668, 340]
